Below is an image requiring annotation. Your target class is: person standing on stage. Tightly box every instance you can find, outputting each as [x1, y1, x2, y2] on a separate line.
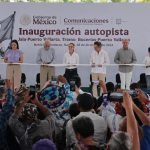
[114, 39, 137, 90]
[36, 40, 55, 90]
[63, 43, 79, 82]
[4, 40, 23, 90]
[143, 47, 150, 88]
[90, 41, 110, 98]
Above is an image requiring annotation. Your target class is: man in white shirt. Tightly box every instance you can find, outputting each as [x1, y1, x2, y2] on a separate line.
[63, 43, 79, 82]
[90, 41, 110, 98]
[143, 47, 150, 88]
[36, 40, 55, 90]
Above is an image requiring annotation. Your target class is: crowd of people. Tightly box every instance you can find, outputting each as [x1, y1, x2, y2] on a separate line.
[0, 38, 150, 150]
[0, 74, 150, 150]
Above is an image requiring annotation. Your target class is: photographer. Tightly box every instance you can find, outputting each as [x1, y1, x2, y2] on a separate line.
[0, 80, 15, 150]
[9, 91, 57, 150]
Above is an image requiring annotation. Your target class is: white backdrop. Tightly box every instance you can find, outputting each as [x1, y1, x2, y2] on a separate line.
[0, 3, 149, 86]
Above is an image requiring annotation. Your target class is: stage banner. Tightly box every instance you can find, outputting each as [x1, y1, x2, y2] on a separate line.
[0, 3, 149, 86]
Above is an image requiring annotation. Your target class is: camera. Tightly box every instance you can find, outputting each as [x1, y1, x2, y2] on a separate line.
[29, 85, 36, 100]
[103, 90, 137, 102]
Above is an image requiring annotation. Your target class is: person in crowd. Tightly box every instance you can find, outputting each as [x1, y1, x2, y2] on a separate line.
[36, 40, 55, 90]
[72, 116, 103, 150]
[0, 80, 15, 150]
[32, 139, 57, 150]
[39, 75, 74, 110]
[107, 91, 140, 150]
[4, 40, 23, 90]
[118, 90, 150, 150]
[71, 76, 91, 103]
[97, 80, 124, 133]
[143, 47, 150, 88]
[0, 86, 6, 111]
[63, 43, 79, 82]
[131, 89, 150, 150]
[69, 103, 80, 119]
[114, 39, 137, 90]
[9, 92, 57, 150]
[66, 93, 107, 148]
[90, 41, 110, 98]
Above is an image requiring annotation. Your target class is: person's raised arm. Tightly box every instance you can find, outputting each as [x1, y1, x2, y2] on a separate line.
[31, 95, 49, 117]
[123, 91, 140, 150]
[133, 101, 150, 126]
[14, 92, 31, 116]
[136, 89, 149, 104]
[0, 80, 14, 129]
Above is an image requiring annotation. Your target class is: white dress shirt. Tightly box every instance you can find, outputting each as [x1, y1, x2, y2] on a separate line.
[90, 49, 110, 74]
[66, 111, 107, 146]
[63, 52, 79, 69]
[100, 103, 123, 133]
[144, 55, 150, 75]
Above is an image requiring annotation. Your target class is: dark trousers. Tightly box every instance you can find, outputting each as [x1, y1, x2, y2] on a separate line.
[64, 68, 78, 83]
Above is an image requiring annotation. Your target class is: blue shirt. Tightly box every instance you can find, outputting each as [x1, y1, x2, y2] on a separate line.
[0, 89, 14, 150]
[140, 125, 150, 150]
[4, 49, 23, 63]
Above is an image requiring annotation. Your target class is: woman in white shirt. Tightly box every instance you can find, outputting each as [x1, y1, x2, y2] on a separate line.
[63, 43, 79, 82]
[143, 47, 150, 88]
